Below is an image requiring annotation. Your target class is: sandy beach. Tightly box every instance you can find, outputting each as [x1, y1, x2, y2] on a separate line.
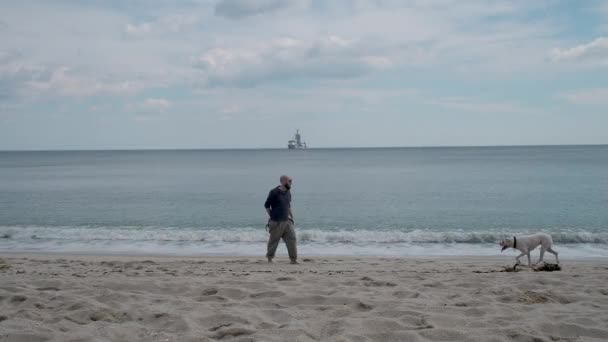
[1, 254, 608, 342]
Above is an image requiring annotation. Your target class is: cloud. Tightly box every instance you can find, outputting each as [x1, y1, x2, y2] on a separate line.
[26, 67, 145, 97]
[550, 37, 608, 65]
[124, 14, 199, 37]
[141, 98, 172, 111]
[194, 35, 391, 87]
[129, 98, 172, 123]
[560, 88, 608, 105]
[125, 23, 152, 35]
[1, 0, 565, 99]
[214, 0, 307, 19]
[0, 51, 157, 100]
[0, 52, 33, 100]
[0, 2, 597, 103]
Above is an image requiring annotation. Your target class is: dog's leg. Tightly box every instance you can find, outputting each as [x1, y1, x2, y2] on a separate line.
[515, 252, 526, 265]
[537, 248, 545, 265]
[526, 252, 531, 266]
[547, 247, 559, 264]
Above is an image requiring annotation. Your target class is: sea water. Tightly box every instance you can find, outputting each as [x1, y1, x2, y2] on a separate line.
[1, 146, 607, 257]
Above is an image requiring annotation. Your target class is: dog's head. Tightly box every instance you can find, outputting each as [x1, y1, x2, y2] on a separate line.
[499, 239, 511, 252]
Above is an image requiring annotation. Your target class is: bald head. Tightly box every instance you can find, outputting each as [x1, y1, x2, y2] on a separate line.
[280, 175, 292, 189]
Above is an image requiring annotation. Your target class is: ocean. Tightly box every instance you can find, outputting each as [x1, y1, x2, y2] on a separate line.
[1, 145, 607, 258]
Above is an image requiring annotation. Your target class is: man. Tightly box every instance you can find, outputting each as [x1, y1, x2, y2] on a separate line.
[264, 175, 297, 264]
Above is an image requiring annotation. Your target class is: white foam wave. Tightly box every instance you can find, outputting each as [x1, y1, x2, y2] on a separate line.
[1, 225, 607, 244]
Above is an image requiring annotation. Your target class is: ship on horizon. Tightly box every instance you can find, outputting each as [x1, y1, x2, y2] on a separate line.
[288, 130, 307, 149]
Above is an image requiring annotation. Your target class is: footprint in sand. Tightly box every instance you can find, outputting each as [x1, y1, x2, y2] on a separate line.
[362, 319, 408, 333]
[202, 288, 218, 296]
[210, 327, 255, 340]
[356, 301, 373, 311]
[393, 290, 421, 299]
[0, 334, 48, 342]
[10, 295, 27, 303]
[360, 276, 397, 287]
[36, 287, 60, 292]
[250, 291, 286, 299]
[89, 309, 132, 323]
[276, 277, 295, 281]
[320, 320, 346, 338]
[200, 314, 250, 329]
[219, 288, 249, 300]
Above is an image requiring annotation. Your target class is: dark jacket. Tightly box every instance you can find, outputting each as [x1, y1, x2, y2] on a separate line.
[264, 186, 291, 221]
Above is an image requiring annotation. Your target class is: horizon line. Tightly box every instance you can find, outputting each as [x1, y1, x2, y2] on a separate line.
[1, 143, 607, 153]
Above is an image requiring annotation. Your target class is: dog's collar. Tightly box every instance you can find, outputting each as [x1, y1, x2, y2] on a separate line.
[513, 236, 517, 249]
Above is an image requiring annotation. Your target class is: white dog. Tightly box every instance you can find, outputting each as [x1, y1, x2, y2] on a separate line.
[499, 233, 559, 265]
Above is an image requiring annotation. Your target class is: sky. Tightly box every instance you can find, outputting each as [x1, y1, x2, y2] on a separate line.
[0, 0, 607, 150]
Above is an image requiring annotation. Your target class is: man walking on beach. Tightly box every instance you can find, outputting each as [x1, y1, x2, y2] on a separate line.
[264, 175, 297, 264]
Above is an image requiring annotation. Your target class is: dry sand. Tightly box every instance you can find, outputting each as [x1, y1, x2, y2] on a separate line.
[1, 254, 608, 342]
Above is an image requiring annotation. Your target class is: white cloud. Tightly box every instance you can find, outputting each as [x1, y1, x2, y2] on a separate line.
[560, 88, 608, 105]
[129, 98, 172, 123]
[125, 23, 152, 36]
[214, 0, 308, 19]
[550, 37, 608, 65]
[124, 14, 199, 37]
[26, 67, 145, 97]
[194, 35, 390, 86]
[0, 0, 594, 103]
[141, 98, 172, 111]
[1, 55, 141, 99]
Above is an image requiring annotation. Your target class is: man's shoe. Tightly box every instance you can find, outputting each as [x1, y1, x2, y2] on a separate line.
[290, 259, 298, 265]
[267, 257, 273, 263]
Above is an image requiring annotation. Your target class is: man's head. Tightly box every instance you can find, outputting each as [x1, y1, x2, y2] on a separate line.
[280, 175, 293, 190]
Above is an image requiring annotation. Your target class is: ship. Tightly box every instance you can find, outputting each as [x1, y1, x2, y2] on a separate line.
[288, 130, 307, 149]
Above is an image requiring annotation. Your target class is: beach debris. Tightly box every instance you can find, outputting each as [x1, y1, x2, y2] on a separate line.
[473, 263, 561, 273]
[503, 264, 521, 272]
[533, 263, 561, 272]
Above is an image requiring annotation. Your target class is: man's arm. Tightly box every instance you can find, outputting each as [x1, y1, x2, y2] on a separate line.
[264, 190, 274, 219]
[288, 207, 294, 223]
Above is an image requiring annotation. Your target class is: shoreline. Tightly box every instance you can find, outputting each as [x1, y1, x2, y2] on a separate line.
[1, 251, 607, 262]
[2, 254, 608, 341]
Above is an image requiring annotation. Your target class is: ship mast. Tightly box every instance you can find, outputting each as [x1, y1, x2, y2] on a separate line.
[295, 130, 301, 147]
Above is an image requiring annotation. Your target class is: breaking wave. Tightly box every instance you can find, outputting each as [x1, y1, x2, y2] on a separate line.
[1, 225, 607, 244]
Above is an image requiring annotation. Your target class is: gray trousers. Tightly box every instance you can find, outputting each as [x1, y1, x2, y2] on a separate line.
[266, 220, 297, 260]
